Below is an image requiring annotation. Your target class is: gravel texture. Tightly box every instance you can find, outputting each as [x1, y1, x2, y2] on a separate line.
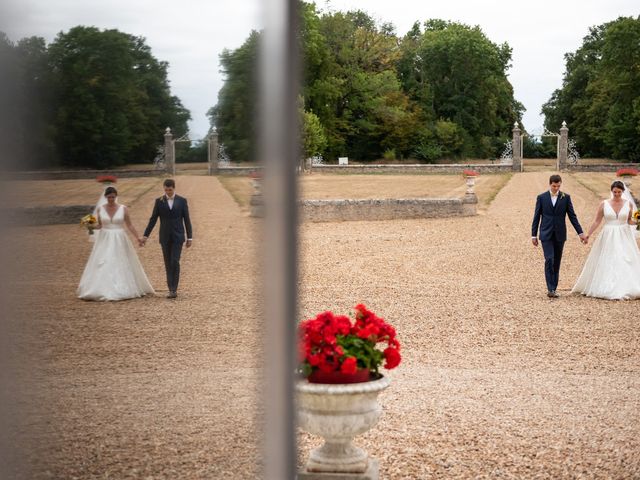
[2, 171, 639, 479]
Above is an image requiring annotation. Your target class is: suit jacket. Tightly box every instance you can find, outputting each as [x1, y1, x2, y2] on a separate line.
[531, 191, 582, 242]
[143, 194, 193, 244]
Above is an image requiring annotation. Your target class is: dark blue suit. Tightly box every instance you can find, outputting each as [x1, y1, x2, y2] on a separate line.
[144, 195, 193, 293]
[531, 191, 583, 292]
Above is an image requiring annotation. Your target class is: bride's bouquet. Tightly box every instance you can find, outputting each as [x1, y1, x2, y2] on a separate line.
[80, 214, 98, 235]
[634, 210, 640, 230]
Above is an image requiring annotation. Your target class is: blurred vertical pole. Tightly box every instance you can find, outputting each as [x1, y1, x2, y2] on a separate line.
[260, 0, 299, 478]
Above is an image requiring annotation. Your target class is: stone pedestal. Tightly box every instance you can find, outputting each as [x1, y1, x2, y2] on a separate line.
[462, 192, 478, 216]
[558, 121, 569, 170]
[512, 123, 522, 172]
[297, 459, 379, 480]
[164, 127, 175, 175]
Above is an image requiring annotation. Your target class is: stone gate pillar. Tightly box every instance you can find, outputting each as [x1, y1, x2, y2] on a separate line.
[512, 122, 522, 172]
[558, 121, 568, 170]
[164, 127, 175, 175]
[208, 131, 219, 175]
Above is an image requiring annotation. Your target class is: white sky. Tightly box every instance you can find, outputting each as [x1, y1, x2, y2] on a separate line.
[1, 0, 638, 140]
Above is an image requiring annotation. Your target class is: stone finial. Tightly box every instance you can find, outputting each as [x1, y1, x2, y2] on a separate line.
[561, 121, 567, 128]
[513, 121, 519, 129]
[165, 127, 171, 134]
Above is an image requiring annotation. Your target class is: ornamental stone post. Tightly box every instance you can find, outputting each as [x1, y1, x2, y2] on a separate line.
[558, 121, 569, 170]
[164, 127, 175, 175]
[512, 122, 522, 172]
[208, 131, 219, 175]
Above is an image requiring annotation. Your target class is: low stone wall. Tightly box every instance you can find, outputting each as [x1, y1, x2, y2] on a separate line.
[2, 205, 94, 226]
[309, 163, 512, 175]
[565, 163, 640, 172]
[299, 196, 477, 222]
[7, 169, 160, 181]
[216, 166, 262, 176]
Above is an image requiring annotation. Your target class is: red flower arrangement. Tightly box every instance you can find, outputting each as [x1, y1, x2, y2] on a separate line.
[616, 168, 638, 177]
[96, 175, 118, 183]
[298, 304, 401, 382]
[462, 169, 479, 177]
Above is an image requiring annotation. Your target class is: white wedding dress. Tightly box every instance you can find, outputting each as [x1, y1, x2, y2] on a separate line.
[77, 204, 155, 301]
[572, 200, 640, 300]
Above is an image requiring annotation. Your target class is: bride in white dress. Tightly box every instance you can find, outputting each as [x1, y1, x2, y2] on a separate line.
[572, 181, 640, 300]
[77, 186, 155, 301]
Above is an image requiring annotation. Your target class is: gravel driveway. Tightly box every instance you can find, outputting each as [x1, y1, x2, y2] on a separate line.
[2, 171, 638, 479]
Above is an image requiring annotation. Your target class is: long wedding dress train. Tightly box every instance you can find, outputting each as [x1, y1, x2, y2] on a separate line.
[572, 200, 640, 300]
[77, 205, 155, 301]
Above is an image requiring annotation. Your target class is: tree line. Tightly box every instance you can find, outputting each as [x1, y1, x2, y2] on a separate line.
[542, 16, 640, 161]
[2, 12, 637, 170]
[210, 2, 524, 163]
[0, 26, 190, 169]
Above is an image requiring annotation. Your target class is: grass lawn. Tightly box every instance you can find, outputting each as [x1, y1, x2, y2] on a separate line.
[218, 172, 513, 213]
[570, 171, 638, 199]
[6, 177, 163, 208]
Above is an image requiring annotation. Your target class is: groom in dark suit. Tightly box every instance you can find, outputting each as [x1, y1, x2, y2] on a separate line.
[142, 179, 192, 298]
[531, 174, 586, 298]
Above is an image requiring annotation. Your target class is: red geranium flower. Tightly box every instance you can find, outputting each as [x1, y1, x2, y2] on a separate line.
[383, 347, 401, 369]
[96, 175, 118, 183]
[340, 356, 358, 374]
[616, 168, 638, 177]
[298, 305, 402, 381]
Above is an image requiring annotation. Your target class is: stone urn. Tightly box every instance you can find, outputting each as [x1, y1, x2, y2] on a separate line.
[465, 175, 477, 194]
[618, 176, 633, 189]
[296, 375, 390, 478]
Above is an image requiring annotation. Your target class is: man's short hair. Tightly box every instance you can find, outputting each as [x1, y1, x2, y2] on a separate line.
[549, 174, 562, 184]
[163, 179, 175, 188]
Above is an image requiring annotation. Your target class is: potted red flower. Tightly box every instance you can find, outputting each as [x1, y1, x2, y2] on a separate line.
[298, 304, 401, 384]
[96, 174, 118, 184]
[616, 168, 638, 177]
[617, 167, 639, 189]
[296, 305, 400, 475]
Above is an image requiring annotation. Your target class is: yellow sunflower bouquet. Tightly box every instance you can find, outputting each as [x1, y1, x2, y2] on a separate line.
[80, 213, 98, 235]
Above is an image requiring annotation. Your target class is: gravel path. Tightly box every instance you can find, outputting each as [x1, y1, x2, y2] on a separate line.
[3, 171, 639, 479]
[5, 176, 261, 479]
[298, 171, 639, 478]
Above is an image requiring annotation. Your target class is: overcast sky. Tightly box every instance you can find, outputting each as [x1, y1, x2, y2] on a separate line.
[1, 0, 638, 141]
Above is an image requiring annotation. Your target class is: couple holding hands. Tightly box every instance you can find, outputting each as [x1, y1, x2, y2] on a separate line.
[532, 174, 640, 300]
[77, 178, 192, 301]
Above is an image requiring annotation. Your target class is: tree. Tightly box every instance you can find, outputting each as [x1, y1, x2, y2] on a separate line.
[543, 16, 640, 160]
[400, 20, 522, 158]
[209, 31, 259, 162]
[210, 3, 522, 162]
[47, 26, 190, 168]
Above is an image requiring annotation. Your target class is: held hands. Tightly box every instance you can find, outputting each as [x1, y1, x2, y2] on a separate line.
[532, 238, 539, 247]
[579, 233, 588, 245]
[138, 236, 147, 247]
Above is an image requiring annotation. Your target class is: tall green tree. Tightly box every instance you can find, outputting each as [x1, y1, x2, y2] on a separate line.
[542, 16, 640, 160]
[398, 20, 522, 158]
[47, 26, 190, 168]
[0, 33, 55, 169]
[210, 2, 522, 162]
[209, 31, 259, 162]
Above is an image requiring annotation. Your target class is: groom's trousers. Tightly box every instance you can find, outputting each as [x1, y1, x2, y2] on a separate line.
[541, 235, 564, 292]
[161, 240, 183, 292]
